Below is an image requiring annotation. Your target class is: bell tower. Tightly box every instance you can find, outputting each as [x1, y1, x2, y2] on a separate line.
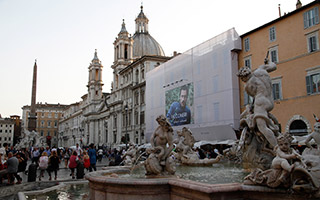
[87, 49, 104, 102]
[111, 19, 133, 91]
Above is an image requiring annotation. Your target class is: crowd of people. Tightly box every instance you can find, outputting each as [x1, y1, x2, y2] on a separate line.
[0, 142, 126, 185]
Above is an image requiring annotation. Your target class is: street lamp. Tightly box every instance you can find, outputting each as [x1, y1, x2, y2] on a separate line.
[124, 104, 128, 150]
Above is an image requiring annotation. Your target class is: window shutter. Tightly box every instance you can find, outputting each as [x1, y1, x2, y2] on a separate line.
[306, 75, 312, 94]
[315, 7, 319, 25]
[304, 12, 308, 28]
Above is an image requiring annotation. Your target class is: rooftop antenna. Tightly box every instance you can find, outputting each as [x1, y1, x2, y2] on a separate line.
[278, 4, 281, 17]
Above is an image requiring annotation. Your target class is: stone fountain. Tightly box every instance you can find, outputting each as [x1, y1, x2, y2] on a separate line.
[85, 57, 320, 199]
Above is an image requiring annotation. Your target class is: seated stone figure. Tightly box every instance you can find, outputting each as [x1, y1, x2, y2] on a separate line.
[244, 133, 301, 188]
[173, 127, 221, 166]
[122, 143, 138, 166]
[145, 115, 176, 175]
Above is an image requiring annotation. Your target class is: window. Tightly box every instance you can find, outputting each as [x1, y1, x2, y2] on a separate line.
[113, 132, 117, 143]
[244, 56, 251, 68]
[135, 92, 139, 105]
[48, 121, 51, 128]
[306, 72, 320, 94]
[135, 111, 139, 125]
[213, 103, 220, 121]
[141, 69, 145, 80]
[54, 121, 58, 127]
[114, 116, 117, 128]
[140, 90, 145, 104]
[272, 77, 282, 100]
[307, 32, 319, 53]
[140, 111, 145, 125]
[269, 26, 276, 42]
[55, 113, 58, 118]
[269, 46, 278, 63]
[244, 37, 250, 52]
[41, 130, 44, 136]
[303, 7, 319, 29]
[48, 113, 52, 118]
[212, 76, 219, 93]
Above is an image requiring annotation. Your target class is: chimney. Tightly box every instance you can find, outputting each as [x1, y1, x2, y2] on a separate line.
[173, 51, 177, 56]
[296, 0, 302, 9]
[278, 4, 281, 17]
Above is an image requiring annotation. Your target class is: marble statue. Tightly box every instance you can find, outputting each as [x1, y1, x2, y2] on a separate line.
[15, 129, 46, 149]
[305, 122, 320, 149]
[122, 143, 138, 166]
[173, 127, 221, 166]
[244, 133, 320, 197]
[244, 133, 301, 188]
[144, 115, 176, 175]
[237, 56, 280, 169]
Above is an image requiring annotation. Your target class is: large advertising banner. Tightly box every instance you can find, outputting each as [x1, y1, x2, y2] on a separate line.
[165, 83, 194, 126]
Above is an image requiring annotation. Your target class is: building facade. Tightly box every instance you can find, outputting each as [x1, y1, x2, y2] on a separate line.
[22, 103, 68, 147]
[238, 0, 320, 135]
[146, 28, 241, 142]
[10, 115, 21, 146]
[0, 117, 15, 147]
[58, 6, 171, 148]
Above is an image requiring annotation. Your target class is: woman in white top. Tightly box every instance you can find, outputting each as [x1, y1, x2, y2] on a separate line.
[38, 151, 48, 181]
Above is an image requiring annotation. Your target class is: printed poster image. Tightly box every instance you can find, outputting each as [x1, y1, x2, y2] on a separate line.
[165, 83, 194, 126]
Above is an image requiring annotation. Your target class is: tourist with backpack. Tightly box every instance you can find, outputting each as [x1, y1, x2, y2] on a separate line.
[48, 150, 60, 180]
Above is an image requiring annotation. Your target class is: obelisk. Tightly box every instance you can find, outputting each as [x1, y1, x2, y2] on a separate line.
[28, 60, 37, 131]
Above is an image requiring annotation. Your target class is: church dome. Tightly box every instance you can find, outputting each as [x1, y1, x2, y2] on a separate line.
[132, 6, 165, 58]
[132, 33, 165, 58]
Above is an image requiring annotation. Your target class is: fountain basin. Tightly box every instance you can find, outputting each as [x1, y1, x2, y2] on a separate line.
[85, 166, 309, 200]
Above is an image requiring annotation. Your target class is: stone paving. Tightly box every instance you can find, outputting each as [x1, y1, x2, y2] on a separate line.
[0, 157, 110, 199]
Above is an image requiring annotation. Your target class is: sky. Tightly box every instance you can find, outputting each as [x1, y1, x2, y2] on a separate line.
[0, 0, 314, 118]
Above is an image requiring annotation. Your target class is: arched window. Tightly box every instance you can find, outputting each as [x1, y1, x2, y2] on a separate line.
[124, 44, 128, 59]
[289, 120, 308, 136]
[135, 69, 139, 83]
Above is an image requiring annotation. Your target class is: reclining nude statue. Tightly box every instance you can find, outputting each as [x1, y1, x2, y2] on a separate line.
[173, 127, 221, 166]
[237, 56, 280, 169]
[144, 115, 176, 175]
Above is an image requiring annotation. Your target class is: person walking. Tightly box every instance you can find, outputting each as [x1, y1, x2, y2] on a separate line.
[48, 150, 60, 180]
[83, 151, 90, 171]
[32, 147, 40, 164]
[9, 152, 22, 184]
[68, 151, 78, 179]
[64, 147, 71, 168]
[88, 143, 97, 172]
[38, 152, 49, 181]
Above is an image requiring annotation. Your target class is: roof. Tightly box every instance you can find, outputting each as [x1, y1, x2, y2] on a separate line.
[241, 0, 319, 37]
[132, 33, 165, 58]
